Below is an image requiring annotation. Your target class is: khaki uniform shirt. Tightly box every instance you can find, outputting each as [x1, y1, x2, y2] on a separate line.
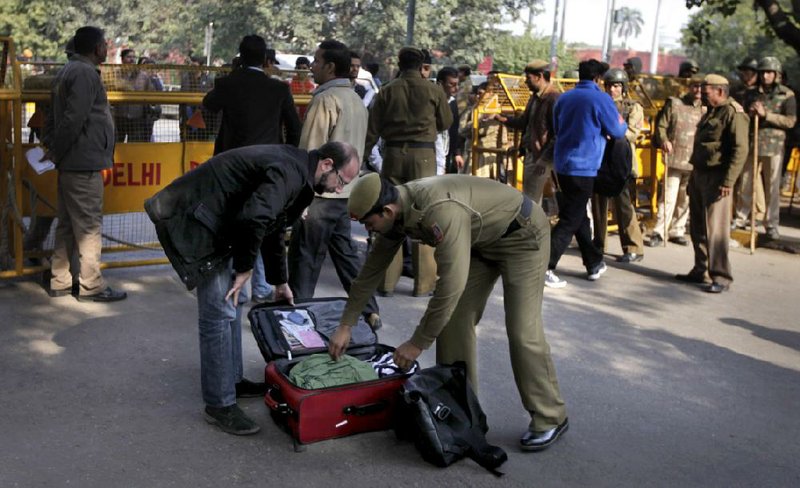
[654, 94, 705, 171]
[504, 83, 560, 163]
[364, 70, 453, 157]
[689, 97, 750, 187]
[299, 78, 368, 199]
[751, 83, 796, 157]
[613, 96, 644, 174]
[342, 175, 524, 349]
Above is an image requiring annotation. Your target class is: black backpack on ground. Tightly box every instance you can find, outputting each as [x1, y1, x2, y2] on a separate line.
[396, 362, 507, 476]
[594, 136, 632, 197]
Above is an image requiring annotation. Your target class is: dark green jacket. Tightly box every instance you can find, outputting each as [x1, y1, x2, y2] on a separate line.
[689, 98, 750, 187]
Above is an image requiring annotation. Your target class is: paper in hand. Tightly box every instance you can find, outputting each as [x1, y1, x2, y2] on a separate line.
[25, 147, 55, 175]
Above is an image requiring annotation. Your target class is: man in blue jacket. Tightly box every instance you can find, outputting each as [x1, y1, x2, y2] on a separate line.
[545, 59, 628, 288]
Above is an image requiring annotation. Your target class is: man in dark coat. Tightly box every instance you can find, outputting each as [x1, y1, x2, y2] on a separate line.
[145, 142, 360, 435]
[203, 35, 301, 154]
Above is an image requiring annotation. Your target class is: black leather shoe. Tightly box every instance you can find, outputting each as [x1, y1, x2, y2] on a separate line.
[646, 234, 664, 247]
[704, 282, 729, 293]
[204, 404, 260, 435]
[616, 252, 643, 263]
[520, 418, 569, 452]
[668, 236, 689, 246]
[48, 287, 73, 298]
[235, 379, 267, 398]
[77, 287, 127, 302]
[675, 273, 707, 284]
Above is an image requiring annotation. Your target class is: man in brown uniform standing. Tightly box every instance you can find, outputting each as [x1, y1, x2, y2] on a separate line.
[676, 74, 749, 293]
[364, 47, 452, 296]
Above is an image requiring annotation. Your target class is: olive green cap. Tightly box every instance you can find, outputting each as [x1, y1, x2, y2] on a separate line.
[524, 59, 549, 73]
[348, 173, 382, 220]
[703, 74, 729, 86]
[398, 46, 424, 61]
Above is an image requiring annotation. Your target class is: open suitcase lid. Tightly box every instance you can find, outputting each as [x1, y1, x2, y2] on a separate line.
[248, 297, 378, 362]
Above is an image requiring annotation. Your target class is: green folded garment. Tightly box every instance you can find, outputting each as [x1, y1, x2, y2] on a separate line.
[288, 353, 379, 389]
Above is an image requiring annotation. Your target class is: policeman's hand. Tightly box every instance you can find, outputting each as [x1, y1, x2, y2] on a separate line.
[273, 283, 294, 305]
[719, 185, 732, 198]
[41, 150, 56, 164]
[393, 341, 422, 371]
[224, 270, 252, 305]
[661, 141, 673, 154]
[751, 101, 766, 118]
[328, 325, 352, 360]
[455, 155, 465, 171]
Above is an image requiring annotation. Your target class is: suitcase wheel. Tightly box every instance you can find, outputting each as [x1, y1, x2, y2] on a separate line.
[293, 438, 306, 453]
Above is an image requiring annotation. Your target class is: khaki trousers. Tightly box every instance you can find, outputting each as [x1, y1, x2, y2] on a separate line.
[522, 153, 553, 206]
[380, 145, 437, 295]
[688, 169, 733, 285]
[734, 153, 783, 230]
[653, 168, 691, 239]
[435, 204, 567, 431]
[591, 180, 644, 254]
[50, 171, 106, 294]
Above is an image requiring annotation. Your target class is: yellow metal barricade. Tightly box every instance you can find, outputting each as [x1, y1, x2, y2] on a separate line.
[1, 40, 315, 279]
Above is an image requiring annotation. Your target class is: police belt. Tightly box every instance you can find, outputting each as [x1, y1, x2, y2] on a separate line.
[501, 195, 533, 238]
[385, 141, 435, 149]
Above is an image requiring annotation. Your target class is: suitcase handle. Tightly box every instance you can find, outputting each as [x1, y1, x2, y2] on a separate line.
[343, 400, 388, 416]
[265, 385, 293, 416]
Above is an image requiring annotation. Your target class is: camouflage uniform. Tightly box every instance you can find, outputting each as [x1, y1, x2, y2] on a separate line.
[592, 97, 645, 256]
[733, 82, 797, 233]
[651, 94, 706, 240]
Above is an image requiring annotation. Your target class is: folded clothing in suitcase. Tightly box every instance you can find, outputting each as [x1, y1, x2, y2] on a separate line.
[248, 298, 413, 447]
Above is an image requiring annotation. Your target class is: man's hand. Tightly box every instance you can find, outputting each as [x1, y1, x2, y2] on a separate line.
[750, 101, 767, 118]
[224, 270, 252, 305]
[273, 283, 294, 305]
[41, 150, 55, 164]
[393, 341, 422, 371]
[661, 141, 673, 154]
[719, 185, 732, 198]
[328, 325, 352, 360]
[492, 114, 507, 123]
[454, 155, 465, 171]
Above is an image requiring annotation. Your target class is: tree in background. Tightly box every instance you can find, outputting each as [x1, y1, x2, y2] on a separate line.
[492, 32, 577, 75]
[686, 0, 800, 56]
[682, 0, 800, 84]
[0, 0, 542, 72]
[615, 7, 644, 49]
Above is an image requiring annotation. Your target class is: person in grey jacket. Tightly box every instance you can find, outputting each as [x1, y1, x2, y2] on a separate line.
[145, 142, 360, 435]
[42, 26, 126, 302]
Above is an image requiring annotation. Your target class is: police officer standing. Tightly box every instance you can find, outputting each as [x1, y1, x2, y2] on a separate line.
[648, 74, 706, 247]
[364, 47, 453, 296]
[732, 56, 797, 240]
[329, 174, 569, 452]
[676, 75, 749, 293]
[592, 68, 645, 262]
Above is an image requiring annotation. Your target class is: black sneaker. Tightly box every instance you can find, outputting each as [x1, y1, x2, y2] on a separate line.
[204, 404, 260, 435]
[647, 234, 664, 247]
[235, 379, 267, 398]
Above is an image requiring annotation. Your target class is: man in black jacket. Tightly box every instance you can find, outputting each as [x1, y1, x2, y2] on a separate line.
[203, 35, 301, 154]
[145, 142, 360, 435]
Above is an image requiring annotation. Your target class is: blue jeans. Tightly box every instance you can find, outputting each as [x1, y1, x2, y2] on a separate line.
[196, 259, 250, 407]
[251, 250, 271, 298]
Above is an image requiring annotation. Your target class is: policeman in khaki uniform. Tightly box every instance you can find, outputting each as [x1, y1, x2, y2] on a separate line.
[676, 74, 749, 293]
[591, 68, 645, 262]
[364, 46, 453, 296]
[648, 74, 706, 247]
[732, 56, 797, 240]
[329, 173, 569, 451]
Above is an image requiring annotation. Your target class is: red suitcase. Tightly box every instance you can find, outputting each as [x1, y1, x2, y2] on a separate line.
[248, 298, 412, 450]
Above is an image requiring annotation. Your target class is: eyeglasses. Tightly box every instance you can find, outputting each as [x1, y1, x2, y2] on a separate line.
[333, 168, 345, 188]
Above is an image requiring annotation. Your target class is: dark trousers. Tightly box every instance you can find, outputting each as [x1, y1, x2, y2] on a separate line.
[288, 197, 378, 316]
[591, 179, 644, 254]
[549, 174, 604, 270]
[688, 169, 733, 285]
